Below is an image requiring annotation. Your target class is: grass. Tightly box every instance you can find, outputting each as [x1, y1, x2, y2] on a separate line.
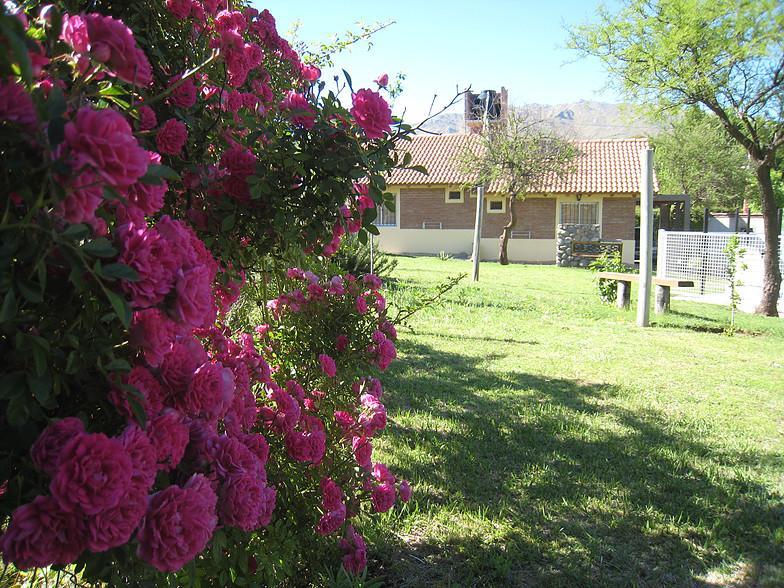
[363, 256, 784, 587]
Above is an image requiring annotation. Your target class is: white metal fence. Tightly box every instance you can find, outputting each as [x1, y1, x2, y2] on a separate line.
[657, 230, 783, 313]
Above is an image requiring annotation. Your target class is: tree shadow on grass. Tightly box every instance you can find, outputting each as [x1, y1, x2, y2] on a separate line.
[368, 339, 784, 588]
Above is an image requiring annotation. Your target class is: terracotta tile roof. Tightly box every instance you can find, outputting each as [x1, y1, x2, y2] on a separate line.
[387, 135, 658, 194]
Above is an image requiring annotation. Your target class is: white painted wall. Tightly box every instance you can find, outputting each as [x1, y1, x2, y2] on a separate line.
[376, 227, 556, 262]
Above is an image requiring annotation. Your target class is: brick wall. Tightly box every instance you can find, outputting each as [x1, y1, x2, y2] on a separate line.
[602, 198, 636, 240]
[398, 187, 556, 238]
[481, 198, 556, 239]
[399, 187, 474, 229]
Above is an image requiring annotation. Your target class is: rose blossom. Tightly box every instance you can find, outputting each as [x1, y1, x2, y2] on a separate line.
[55, 169, 103, 225]
[137, 105, 157, 130]
[125, 151, 167, 216]
[159, 338, 205, 396]
[109, 364, 165, 422]
[352, 435, 373, 469]
[350, 88, 392, 140]
[319, 353, 337, 378]
[375, 73, 389, 87]
[0, 78, 37, 129]
[340, 525, 367, 575]
[174, 265, 217, 328]
[398, 480, 412, 503]
[0, 496, 87, 569]
[136, 474, 217, 572]
[183, 361, 235, 421]
[147, 409, 189, 470]
[168, 74, 198, 108]
[279, 91, 315, 129]
[371, 481, 396, 513]
[218, 474, 272, 531]
[30, 417, 85, 476]
[120, 424, 157, 491]
[86, 484, 147, 552]
[129, 308, 179, 367]
[50, 432, 132, 515]
[166, 0, 192, 19]
[156, 118, 188, 155]
[79, 14, 153, 86]
[64, 106, 149, 189]
[116, 222, 174, 308]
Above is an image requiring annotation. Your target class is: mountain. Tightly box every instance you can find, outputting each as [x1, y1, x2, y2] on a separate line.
[421, 100, 661, 139]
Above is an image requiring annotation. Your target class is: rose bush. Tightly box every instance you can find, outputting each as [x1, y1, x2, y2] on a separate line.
[0, 1, 419, 584]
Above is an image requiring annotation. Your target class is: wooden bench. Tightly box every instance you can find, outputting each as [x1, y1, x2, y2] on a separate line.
[597, 271, 695, 313]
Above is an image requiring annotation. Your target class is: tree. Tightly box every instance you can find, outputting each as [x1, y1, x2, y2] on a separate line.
[569, 0, 784, 316]
[459, 112, 577, 265]
[654, 107, 756, 214]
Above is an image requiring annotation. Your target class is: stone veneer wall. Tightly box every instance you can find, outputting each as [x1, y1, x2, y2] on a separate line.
[556, 224, 601, 267]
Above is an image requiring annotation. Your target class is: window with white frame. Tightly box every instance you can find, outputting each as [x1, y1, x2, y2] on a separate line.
[376, 201, 396, 226]
[487, 197, 506, 213]
[560, 201, 598, 225]
[445, 188, 464, 203]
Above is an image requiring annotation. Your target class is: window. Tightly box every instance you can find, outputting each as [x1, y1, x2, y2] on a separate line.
[561, 202, 598, 225]
[376, 202, 396, 227]
[487, 198, 506, 213]
[445, 188, 464, 203]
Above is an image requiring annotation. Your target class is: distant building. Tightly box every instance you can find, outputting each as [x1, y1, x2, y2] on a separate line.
[376, 89, 657, 264]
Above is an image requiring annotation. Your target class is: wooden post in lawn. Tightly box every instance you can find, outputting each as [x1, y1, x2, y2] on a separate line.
[637, 148, 654, 327]
[472, 185, 484, 281]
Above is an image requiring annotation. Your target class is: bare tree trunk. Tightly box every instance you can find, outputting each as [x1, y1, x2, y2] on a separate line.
[498, 195, 517, 265]
[754, 162, 782, 316]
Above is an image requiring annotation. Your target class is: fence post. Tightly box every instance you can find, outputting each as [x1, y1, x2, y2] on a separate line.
[656, 229, 667, 277]
[702, 208, 709, 233]
[734, 208, 740, 233]
[746, 208, 751, 233]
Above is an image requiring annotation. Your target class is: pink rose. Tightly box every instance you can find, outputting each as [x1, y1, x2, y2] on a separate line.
[284, 428, 326, 464]
[0, 78, 37, 129]
[109, 364, 165, 422]
[80, 14, 152, 86]
[355, 296, 368, 315]
[207, 435, 262, 481]
[316, 478, 346, 535]
[129, 308, 179, 367]
[125, 151, 167, 216]
[398, 480, 412, 503]
[375, 73, 389, 87]
[136, 474, 217, 572]
[137, 105, 157, 130]
[183, 361, 235, 421]
[218, 474, 272, 531]
[340, 525, 367, 575]
[50, 432, 132, 515]
[168, 74, 198, 108]
[301, 64, 321, 81]
[350, 88, 392, 140]
[87, 484, 147, 552]
[159, 338, 205, 396]
[371, 481, 396, 513]
[174, 265, 217, 329]
[166, 0, 193, 19]
[0, 496, 87, 569]
[120, 424, 158, 491]
[61, 14, 89, 54]
[30, 417, 85, 476]
[55, 169, 103, 225]
[156, 118, 188, 156]
[319, 353, 337, 378]
[147, 409, 189, 470]
[279, 91, 315, 129]
[352, 435, 373, 469]
[64, 106, 149, 189]
[116, 222, 175, 308]
[335, 334, 349, 352]
[237, 432, 269, 466]
[259, 386, 301, 434]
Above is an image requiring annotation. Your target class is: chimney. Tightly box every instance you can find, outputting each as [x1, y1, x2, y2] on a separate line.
[464, 87, 508, 134]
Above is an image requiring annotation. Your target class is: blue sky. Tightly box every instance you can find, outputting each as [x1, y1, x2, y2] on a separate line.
[253, 0, 622, 123]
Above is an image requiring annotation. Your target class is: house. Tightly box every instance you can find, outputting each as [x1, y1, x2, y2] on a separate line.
[374, 90, 658, 265]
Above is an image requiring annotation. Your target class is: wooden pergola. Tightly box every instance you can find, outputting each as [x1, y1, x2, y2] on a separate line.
[635, 193, 691, 231]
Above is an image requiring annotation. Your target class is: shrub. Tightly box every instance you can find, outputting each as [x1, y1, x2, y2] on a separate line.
[0, 1, 416, 584]
[588, 249, 632, 303]
[327, 235, 398, 282]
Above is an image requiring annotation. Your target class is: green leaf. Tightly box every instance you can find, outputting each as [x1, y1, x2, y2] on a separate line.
[102, 185, 123, 202]
[0, 16, 32, 84]
[124, 387, 148, 428]
[141, 164, 180, 182]
[221, 213, 237, 232]
[367, 224, 380, 236]
[105, 358, 131, 372]
[0, 373, 25, 399]
[27, 373, 53, 407]
[409, 165, 428, 175]
[82, 238, 117, 258]
[17, 278, 43, 303]
[105, 289, 131, 328]
[0, 288, 18, 323]
[61, 223, 90, 240]
[6, 394, 30, 427]
[101, 263, 139, 281]
[47, 117, 66, 148]
[342, 69, 354, 93]
[47, 86, 67, 118]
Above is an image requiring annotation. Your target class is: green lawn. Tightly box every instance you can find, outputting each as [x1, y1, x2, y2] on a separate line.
[363, 256, 784, 587]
